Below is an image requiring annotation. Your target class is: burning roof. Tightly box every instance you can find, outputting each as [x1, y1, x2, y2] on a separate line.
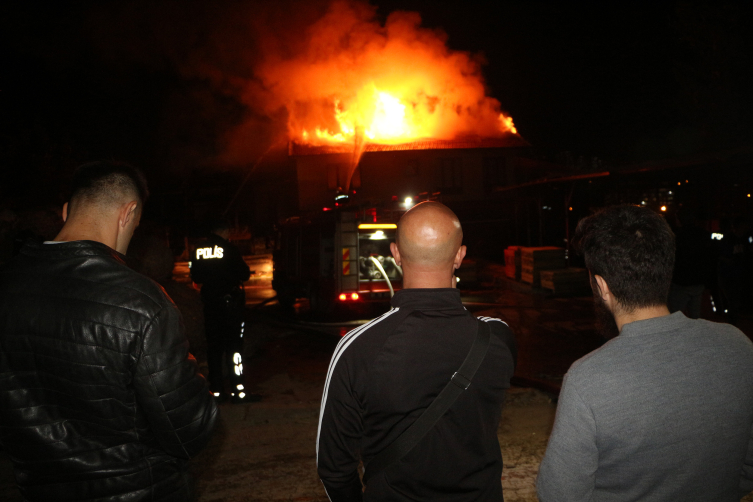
[289, 135, 529, 156]
[256, 1, 520, 151]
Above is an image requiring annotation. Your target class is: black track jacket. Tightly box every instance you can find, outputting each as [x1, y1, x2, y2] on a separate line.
[317, 288, 517, 502]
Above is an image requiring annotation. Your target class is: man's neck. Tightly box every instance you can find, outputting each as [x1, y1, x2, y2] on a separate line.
[402, 270, 455, 289]
[616, 305, 671, 332]
[54, 220, 116, 251]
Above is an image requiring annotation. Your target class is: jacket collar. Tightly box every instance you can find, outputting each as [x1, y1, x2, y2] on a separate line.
[390, 288, 464, 311]
[21, 239, 126, 264]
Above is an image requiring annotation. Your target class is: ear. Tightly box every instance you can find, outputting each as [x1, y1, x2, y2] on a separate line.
[62, 202, 69, 222]
[390, 241, 401, 266]
[453, 245, 467, 270]
[119, 201, 139, 228]
[593, 274, 611, 302]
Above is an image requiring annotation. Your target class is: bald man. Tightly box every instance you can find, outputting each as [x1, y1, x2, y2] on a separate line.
[0, 161, 217, 501]
[317, 202, 517, 502]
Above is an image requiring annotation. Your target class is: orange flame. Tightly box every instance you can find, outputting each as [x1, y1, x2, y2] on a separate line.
[256, 1, 518, 146]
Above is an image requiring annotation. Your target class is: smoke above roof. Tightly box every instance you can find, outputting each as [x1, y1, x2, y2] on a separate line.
[84, 0, 515, 167]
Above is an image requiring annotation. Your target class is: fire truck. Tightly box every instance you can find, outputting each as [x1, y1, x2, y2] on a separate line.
[273, 204, 404, 315]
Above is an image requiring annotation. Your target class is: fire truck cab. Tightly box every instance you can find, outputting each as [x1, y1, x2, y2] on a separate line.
[273, 207, 403, 315]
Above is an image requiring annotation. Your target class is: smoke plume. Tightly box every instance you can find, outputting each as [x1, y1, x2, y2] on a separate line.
[88, 0, 515, 165]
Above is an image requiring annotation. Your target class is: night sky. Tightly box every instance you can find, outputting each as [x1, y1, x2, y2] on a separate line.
[2, 1, 752, 206]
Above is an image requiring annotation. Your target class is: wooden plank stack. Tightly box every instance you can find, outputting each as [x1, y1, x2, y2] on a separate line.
[504, 246, 521, 280]
[520, 247, 566, 287]
[540, 268, 590, 295]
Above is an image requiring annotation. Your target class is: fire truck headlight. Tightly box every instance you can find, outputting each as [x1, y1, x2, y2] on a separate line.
[351, 292, 359, 300]
[404, 197, 413, 206]
[339, 293, 347, 301]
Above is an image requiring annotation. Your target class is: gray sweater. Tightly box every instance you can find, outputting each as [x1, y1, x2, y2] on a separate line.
[537, 312, 753, 501]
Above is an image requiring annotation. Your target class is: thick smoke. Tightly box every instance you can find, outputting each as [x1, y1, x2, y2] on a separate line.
[87, 0, 513, 166]
[251, 1, 514, 144]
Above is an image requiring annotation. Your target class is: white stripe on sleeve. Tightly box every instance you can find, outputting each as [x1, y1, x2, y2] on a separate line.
[316, 307, 401, 462]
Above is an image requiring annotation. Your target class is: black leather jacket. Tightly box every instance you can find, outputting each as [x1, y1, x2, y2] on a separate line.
[0, 240, 219, 501]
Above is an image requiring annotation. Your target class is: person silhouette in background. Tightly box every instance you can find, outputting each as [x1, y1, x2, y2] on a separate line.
[191, 220, 260, 403]
[717, 216, 750, 326]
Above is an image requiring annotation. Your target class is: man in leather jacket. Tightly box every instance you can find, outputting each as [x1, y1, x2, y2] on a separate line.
[0, 161, 218, 501]
[190, 221, 257, 403]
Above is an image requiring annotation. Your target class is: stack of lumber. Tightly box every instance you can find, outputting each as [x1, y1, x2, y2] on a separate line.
[520, 247, 566, 287]
[540, 268, 590, 295]
[504, 246, 521, 280]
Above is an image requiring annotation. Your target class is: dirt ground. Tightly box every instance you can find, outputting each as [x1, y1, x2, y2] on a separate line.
[185, 319, 558, 501]
[187, 361, 556, 501]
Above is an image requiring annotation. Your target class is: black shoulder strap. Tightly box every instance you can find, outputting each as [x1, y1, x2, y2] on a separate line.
[363, 319, 492, 485]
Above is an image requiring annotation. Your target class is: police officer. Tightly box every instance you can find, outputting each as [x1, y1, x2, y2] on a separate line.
[191, 221, 259, 403]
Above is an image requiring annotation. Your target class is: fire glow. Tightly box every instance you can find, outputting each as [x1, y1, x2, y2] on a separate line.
[257, 1, 518, 146]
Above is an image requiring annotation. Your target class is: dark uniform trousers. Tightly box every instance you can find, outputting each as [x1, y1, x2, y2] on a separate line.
[190, 233, 251, 396]
[204, 288, 245, 393]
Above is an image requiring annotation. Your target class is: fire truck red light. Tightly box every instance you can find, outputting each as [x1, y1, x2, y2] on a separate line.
[351, 293, 359, 300]
[339, 294, 347, 301]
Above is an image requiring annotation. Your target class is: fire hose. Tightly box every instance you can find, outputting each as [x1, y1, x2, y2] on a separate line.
[385, 256, 403, 278]
[369, 256, 395, 297]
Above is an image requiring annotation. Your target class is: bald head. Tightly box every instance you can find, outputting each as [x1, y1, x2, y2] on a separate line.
[396, 202, 463, 267]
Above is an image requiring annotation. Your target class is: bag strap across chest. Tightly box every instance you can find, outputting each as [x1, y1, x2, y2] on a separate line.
[363, 317, 492, 485]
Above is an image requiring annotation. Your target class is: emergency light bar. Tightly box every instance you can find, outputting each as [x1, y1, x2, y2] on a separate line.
[358, 224, 397, 230]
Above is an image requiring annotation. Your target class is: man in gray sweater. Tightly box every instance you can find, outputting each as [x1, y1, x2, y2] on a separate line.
[537, 205, 753, 501]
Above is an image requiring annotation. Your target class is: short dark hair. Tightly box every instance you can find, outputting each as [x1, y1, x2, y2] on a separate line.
[69, 161, 149, 211]
[573, 205, 675, 310]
